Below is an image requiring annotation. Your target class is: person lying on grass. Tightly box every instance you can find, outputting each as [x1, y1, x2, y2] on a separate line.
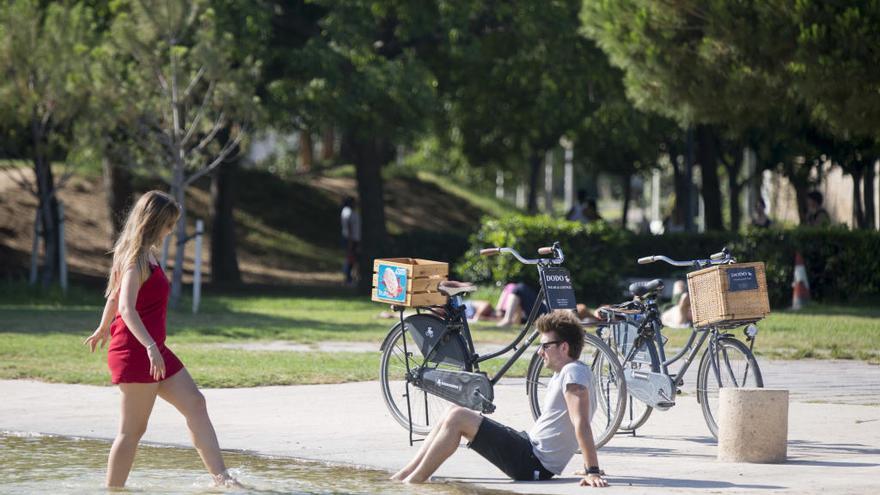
[391, 310, 609, 487]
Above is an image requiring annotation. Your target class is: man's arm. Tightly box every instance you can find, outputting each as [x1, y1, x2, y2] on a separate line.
[564, 383, 608, 487]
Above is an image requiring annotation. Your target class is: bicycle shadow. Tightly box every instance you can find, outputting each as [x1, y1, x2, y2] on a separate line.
[787, 439, 880, 456]
[610, 476, 785, 490]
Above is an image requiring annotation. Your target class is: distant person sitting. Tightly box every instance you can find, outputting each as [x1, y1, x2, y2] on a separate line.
[496, 282, 548, 328]
[804, 191, 831, 227]
[582, 198, 603, 224]
[751, 198, 772, 228]
[660, 280, 692, 328]
[566, 189, 588, 223]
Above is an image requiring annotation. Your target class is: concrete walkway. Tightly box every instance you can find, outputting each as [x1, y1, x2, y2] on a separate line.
[2, 360, 879, 494]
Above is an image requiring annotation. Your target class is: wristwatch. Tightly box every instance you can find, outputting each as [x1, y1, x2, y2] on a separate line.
[585, 466, 604, 476]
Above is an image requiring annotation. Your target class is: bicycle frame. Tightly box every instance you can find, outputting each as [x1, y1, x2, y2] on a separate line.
[410, 272, 552, 386]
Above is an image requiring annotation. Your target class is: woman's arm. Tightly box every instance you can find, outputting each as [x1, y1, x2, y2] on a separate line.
[118, 266, 166, 380]
[84, 293, 119, 352]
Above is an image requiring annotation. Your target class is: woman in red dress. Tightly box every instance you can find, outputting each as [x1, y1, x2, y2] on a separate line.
[84, 191, 237, 488]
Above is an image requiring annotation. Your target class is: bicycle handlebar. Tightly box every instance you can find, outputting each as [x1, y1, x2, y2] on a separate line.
[480, 243, 565, 265]
[637, 247, 735, 268]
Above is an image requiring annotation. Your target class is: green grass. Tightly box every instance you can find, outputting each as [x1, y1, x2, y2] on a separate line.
[660, 304, 880, 363]
[1, 284, 877, 387]
[0, 284, 531, 386]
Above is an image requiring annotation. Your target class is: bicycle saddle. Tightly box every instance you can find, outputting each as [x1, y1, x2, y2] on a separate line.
[629, 279, 664, 298]
[438, 280, 478, 296]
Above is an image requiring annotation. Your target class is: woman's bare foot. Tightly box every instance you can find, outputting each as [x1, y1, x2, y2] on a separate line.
[213, 470, 243, 488]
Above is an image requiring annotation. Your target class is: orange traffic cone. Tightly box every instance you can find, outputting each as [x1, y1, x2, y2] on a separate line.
[791, 252, 810, 310]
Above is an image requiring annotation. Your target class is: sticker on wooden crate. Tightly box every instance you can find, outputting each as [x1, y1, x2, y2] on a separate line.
[375, 263, 409, 303]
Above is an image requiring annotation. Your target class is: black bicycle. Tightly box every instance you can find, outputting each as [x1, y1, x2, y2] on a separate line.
[378, 243, 627, 447]
[596, 248, 764, 438]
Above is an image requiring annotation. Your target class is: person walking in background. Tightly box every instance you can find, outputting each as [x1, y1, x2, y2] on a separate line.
[804, 191, 831, 227]
[340, 196, 361, 286]
[84, 191, 238, 488]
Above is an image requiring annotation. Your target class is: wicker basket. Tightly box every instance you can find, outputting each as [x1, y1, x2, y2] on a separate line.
[371, 258, 448, 307]
[686, 262, 770, 328]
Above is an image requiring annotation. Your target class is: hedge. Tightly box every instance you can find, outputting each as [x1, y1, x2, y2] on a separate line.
[455, 214, 880, 308]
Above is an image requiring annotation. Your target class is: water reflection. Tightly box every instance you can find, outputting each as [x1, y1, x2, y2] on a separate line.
[0, 432, 502, 495]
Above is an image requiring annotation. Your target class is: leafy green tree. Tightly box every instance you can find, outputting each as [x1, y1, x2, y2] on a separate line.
[100, 0, 261, 304]
[581, 0, 800, 231]
[270, 0, 440, 291]
[0, 0, 97, 285]
[431, 0, 599, 213]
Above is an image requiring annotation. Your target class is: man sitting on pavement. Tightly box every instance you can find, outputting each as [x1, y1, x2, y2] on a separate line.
[391, 310, 609, 487]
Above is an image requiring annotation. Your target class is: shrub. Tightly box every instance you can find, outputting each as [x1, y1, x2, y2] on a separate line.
[456, 214, 880, 308]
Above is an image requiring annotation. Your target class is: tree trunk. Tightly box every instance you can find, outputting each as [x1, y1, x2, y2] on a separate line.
[32, 118, 59, 287]
[298, 129, 313, 172]
[724, 152, 744, 232]
[211, 157, 241, 285]
[851, 163, 866, 229]
[526, 152, 542, 214]
[621, 173, 632, 230]
[321, 127, 335, 161]
[171, 168, 187, 308]
[102, 156, 133, 240]
[668, 146, 689, 229]
[864, 160, 876, 230]
[695, 125, 724, 231]
[352, 133, 391, 294]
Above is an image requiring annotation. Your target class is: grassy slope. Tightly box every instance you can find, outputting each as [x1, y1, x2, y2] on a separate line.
[0, 165, 512, 284]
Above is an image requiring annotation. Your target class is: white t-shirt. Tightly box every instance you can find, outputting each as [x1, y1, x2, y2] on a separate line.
[340, 206, 361, 242]
[527, 361, 596, 474]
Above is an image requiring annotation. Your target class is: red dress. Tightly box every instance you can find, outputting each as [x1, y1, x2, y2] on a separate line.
[107, 264, 184, 384]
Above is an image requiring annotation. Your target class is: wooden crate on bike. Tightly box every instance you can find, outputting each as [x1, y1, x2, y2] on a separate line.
[372, 258, 448, 307]
[687, 262, 770, 327]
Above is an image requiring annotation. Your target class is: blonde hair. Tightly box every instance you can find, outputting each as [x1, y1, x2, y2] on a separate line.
[105, 191, 180, 298]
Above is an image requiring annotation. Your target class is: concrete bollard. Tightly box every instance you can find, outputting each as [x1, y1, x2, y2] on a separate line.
[717, 388, 789, 463]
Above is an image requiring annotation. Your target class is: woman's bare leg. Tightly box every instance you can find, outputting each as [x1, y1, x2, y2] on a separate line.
[107, 382, 159, 488]
[158, 369, 232, 484]
[496, 295, 522, 327]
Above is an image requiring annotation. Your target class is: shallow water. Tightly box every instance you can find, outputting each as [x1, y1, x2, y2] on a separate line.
[0, 432, 500, 495]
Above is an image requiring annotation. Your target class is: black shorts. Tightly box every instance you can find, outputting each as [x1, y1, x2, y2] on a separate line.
[468, 417, 554, 481]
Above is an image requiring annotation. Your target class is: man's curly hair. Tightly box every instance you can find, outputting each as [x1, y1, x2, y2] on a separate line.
[536, 310, 585, 359]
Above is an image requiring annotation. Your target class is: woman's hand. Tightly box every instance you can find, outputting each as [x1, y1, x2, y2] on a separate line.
[147, 344, 166, 381]
[84, 327, 110, 353]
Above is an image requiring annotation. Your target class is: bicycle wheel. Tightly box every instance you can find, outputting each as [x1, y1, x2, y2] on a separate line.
[379, 321, 469, 435]
[526, 332, 626, 448]
[696, 335, 763, 439]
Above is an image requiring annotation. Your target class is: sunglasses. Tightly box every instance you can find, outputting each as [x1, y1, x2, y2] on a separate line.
[539, 340, 562, 351]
